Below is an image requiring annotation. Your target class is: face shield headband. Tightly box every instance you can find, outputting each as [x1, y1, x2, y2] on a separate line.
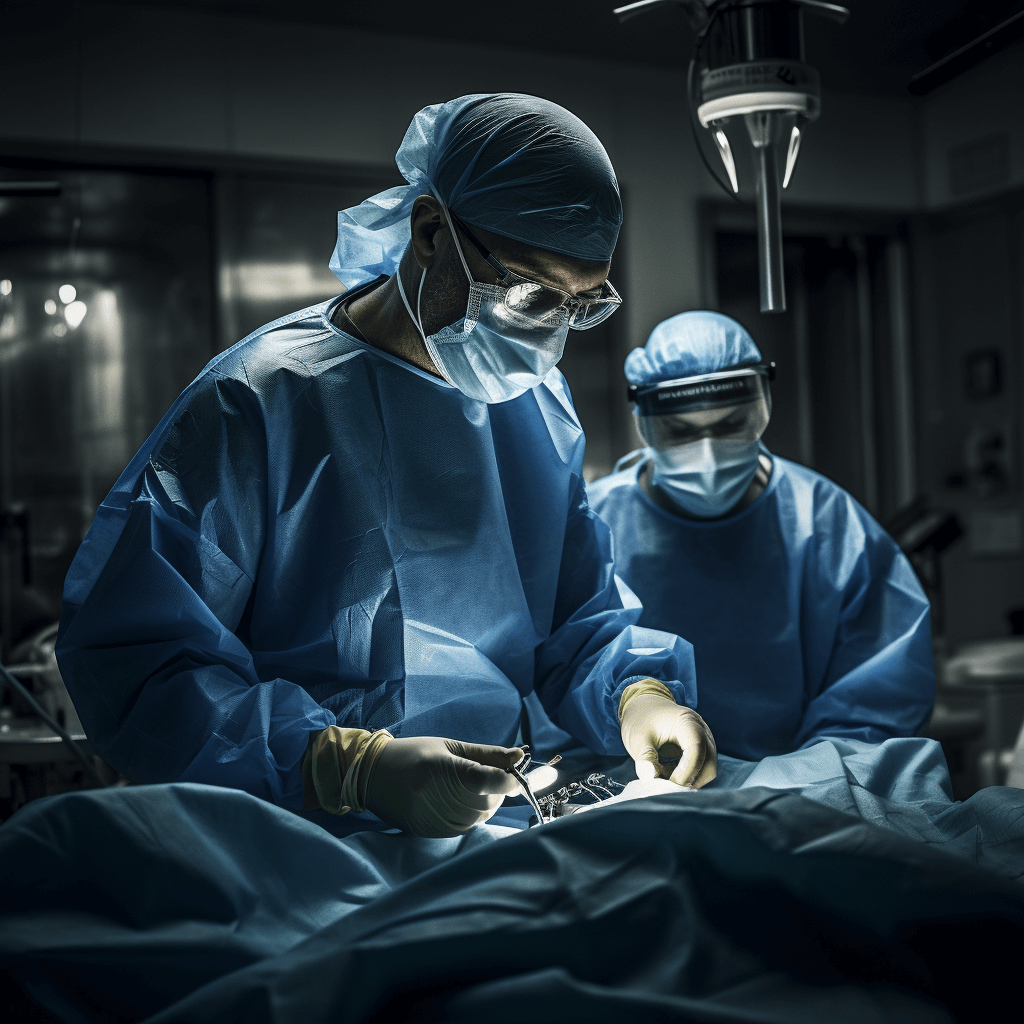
[629, 364, 775, 449]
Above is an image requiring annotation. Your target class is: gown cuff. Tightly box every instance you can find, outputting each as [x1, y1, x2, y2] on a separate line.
[305, 726, 394, 815]
[618, 677, 678, 722]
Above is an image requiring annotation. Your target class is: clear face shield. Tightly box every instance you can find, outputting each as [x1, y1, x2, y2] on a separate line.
[631, 365, 773, 452]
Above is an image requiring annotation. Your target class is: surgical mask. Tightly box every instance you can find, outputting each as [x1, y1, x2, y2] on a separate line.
[396, 204, 570, 405]
[650, 437, 762, 518]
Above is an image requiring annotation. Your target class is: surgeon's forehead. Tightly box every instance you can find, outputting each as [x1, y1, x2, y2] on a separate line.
[469, 222, 611, 294]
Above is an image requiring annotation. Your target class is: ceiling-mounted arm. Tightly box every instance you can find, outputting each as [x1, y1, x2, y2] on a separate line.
[613, 0, 709, 29]
[613, 0, 849, 313]
[796, 1, 849, 24]
[615, 0, 848, 28]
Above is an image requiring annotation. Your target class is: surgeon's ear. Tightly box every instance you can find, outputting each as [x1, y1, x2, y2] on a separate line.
[409, 195, 445, 270]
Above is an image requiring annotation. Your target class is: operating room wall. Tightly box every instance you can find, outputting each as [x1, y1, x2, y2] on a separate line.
[0, 3, 920, 364]
[913, 192, 1024, 647]
[918, 42, 1024, 210]
[910, 40, 1024, 647]
[4, 2, 969, 633]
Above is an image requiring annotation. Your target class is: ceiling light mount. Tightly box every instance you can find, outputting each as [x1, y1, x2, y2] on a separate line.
[615, 0, 849, 313]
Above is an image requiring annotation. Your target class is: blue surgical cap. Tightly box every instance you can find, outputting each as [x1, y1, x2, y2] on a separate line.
[330, 93, 621, 288]
[624, 311, 762, 385]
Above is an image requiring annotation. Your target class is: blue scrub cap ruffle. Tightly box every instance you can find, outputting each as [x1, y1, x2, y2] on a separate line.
[625, 310, 763, 385]
[330, 93, 621, 288]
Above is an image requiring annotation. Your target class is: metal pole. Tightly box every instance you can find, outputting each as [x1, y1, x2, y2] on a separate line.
[0, 291, 12, 664]
[887, 238, 916, 508]
[792, 254, 815, 467]
[852, 236, 878, 515]
[754, 137, 786, 313]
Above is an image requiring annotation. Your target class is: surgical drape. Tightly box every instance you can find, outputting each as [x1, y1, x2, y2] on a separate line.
[588, 456, 933, 761]
[56, 300, 696, 814]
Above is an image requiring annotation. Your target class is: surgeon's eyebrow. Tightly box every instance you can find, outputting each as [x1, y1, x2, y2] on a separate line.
[486, 243, 612, 296]
[500, 257, 611, 297]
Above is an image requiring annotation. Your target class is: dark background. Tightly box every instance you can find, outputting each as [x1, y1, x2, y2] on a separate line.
[1, 1, 1022, 796]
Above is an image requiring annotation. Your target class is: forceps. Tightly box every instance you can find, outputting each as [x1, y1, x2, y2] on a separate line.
[505, 746, 559, 824]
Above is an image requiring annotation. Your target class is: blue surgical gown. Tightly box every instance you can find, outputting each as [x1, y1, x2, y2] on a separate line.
[55, 298, 696, 814]
[587, 455, 934, 761]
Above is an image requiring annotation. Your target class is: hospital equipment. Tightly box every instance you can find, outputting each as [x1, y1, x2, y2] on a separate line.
[886, 496, 963, 638]
[940, 639, 1024, 790]
[504, 744, 635, 825]
[615, 0, 849, 312]
[505, 747, 548, 823]
[0, 660, 100, 786]
[0, 624, 109, 820]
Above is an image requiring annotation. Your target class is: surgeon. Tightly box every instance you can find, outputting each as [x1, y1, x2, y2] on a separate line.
[588, 311, 934, 761]
[56, 95, 717, 839]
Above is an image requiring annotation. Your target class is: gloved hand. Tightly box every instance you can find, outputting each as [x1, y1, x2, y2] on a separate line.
[618, 679, 717, 788]
[365, 735, 524, 838]
[303, 726, 523, 838]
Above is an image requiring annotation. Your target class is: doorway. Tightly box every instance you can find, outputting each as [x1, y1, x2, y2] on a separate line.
[704, 204, 917, 524]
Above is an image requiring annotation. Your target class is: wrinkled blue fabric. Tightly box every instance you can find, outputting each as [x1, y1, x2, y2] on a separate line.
[0, 783, 517, 1023]
[55, 298, 696, 822]
[711, 737, 992, 852]
[625, 309, 762, 385]
[588, 456, 935, 761]
[3, 738, 1024, 1023]
[330, 93, 621, 289]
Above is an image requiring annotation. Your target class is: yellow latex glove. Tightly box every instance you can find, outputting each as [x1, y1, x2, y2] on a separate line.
[303, 727, 523, 838]
[618, 679, 717, 788]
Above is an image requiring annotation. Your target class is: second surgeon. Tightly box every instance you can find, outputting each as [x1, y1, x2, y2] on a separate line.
[589, 311, 935, 761]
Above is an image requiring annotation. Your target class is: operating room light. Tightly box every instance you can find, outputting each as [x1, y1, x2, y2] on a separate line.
[59, 284, 77, 304]
[44, 299, 57, 315]
[525, 763, 560, 793]
[713, 130, 739, 193]
[64, 300, 87, 329]
[614, 0, 850, 312]
[0, 279, 11, 296]
[782, 126, 802, 189]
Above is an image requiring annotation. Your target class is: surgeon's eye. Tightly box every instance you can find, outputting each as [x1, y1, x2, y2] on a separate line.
[712, 415, 747, 436]
[665, 426, 704, 445]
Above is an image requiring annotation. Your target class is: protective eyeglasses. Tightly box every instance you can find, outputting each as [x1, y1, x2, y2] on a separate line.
[629, 364, 774, 449]
[449, 213, 622, 331]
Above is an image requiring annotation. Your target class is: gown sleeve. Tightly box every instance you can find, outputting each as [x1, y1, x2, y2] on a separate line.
[793, 496, 935, 750]
[55, 372, 336, 811]
[532, 471, 698, 754]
